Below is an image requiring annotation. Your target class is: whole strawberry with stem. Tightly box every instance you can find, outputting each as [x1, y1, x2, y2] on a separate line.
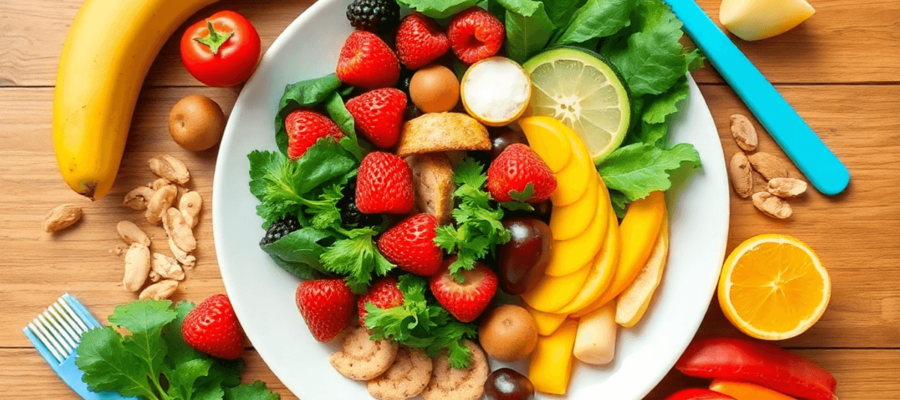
[336, 30, 400, 89]
[448, 7, 505, 64]
[284, 109, 343, 160]
[378, 214, 443, 276]
[395, 13, 450, 70]
[358, 276, 404, 327]
[182, 294, 245, 360]
[295, 279, 357, 342]
[430, 258, 498, 323]
[346, 88, 407, 148]
[356, 151, 415, 214]
[487, 143, 557, 203]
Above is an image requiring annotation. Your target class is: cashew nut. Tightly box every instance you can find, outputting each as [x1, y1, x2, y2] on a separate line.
[151, 253, 184, 281]
[123, 243, 151, 292]
[43, 204, 83, 233]
[148, 155, 190, 185]
[124, 186, 154, 211]
[179, 191, 203, 229]
[767, 177, 808, 198]
[117, 221, 151, 247]
[169, 237, 196, 270]
[150, 177, 171, 191]
[163, 207, 196, 252]
[752, 192, 793, 219]
[139, 280, 179, 300]
[145, 184, 177, 225]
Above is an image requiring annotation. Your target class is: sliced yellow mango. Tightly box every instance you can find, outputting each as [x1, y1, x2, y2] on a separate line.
[545, 192, 609, 276]
[517, 116, 572, 173]
[616, 216, 669, 328]
[720, 0, 815, 41]
[522, 264, 591, 312]
[525, 305, 568, 336]
[529, 319, 578, 395]
[551, 129, 594, 207]
[554, 210, 620, 314]
[550, 173, 598, 241]
[573, 302, 617, 365]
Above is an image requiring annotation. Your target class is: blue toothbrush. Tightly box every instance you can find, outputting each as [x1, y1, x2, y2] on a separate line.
[664, 0, 850, 195]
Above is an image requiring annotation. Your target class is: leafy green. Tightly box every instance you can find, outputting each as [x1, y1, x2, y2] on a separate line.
[274, 74, 343, 155]
[497, 0, 556, 63]
[224, 381, 280, 400]
[539, 0, 586, 27]
[396, 0, 481, 19]
[321, 227, 395, 293]
[77, 300, 279, 400]
[260, 228, 335, 279]
[552, 0, 633, 46]
[642, 76, 688, 125]
[599, 142, 701, 201]
[365, 275, 478, 369]
[434, 158, 511, 279]
[323, 92, 365, 161]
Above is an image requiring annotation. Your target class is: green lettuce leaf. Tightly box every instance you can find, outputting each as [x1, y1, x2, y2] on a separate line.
[224, 381, 281, 400]
[274, 74, 343, 155]
[396, 0, 481, 19]
[552, 0, 633, 45]
[599, 142, 701, 201]
[260, 228, 334, 279]
[498, 0, 556, 63]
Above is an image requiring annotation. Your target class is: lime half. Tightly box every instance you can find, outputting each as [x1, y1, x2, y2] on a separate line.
[523, 48, 631, 162]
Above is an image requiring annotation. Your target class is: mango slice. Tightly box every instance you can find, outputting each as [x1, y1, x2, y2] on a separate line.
[522, 264, 591, 312]
[550, 173, 599, 241]
[616, 216, 669, 328]
[525, 305, 568, 336]
[545, 190, 609, 276]
[529, 319, 578, 395]
[551, 130, 594, 206]
[720, 0, 815, 41]
[518, 116, 572, 173]
[554, 210, 620, 314]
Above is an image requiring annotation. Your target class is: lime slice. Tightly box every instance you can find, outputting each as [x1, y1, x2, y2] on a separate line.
[523, 48, 631, 162]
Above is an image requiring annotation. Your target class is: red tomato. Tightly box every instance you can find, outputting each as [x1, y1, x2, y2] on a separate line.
[180, 11, 261, 87]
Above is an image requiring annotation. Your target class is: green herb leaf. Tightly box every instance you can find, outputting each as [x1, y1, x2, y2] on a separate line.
[274, 74, 343, 154]
[321, 227, 395, 293]
[498, 0, 556, 63]
[552, 0, 633, 45]
[395, 0, 481, 19]
[260, 228, 335, 279]
[641, 76, 688, 125]
[224, 381, 281, 400]
[166, 358, 213, 399]
[76, 327, 159, 398]
[599, 142, 701, 201]
[323, 92, 364, 161]
[609, 189, 629, 218]
[426, 321, 478, 369]
[539, 0, 586, 27]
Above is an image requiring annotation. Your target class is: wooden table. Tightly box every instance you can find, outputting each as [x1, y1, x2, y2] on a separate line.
[1, 0, 898, 398]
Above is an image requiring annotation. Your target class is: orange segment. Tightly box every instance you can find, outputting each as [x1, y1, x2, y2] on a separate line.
[718, 234, 831, 340]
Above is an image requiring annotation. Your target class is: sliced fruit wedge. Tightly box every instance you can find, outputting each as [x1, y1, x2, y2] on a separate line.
[549, 173, 599, 241]
[551, 128, 594, 206]
[529, 320, 578, 395]
[555, 209, 620, 315]
[524, 47, 631, 162]
[525, 305, 568, 336]
[518, 116, 572, 173]
[615, 215, 669, 328]
[521, 263, 591, 313]
[545, 185, 609, 277]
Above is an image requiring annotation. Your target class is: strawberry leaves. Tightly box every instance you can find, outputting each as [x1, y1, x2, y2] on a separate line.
[508, 182, 535, 202]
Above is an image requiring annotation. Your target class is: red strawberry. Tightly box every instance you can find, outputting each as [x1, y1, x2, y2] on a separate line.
[295, 279, 356, 342]
[345, 88, 407, 148]
[447, 7, 505, 64]
[285, 109, 343, 160]
[487, 144, 557, 203]
[430, 259, 498, 322]
[182, 294, 245, 360]
[396, 13, 451, 69]
[336, 30, 400, 89]
[378, 214, 443, 276]
[356, 151, 415, 214]
[358, 276, 404, 327]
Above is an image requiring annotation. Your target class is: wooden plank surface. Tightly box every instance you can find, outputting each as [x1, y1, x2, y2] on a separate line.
[1, 0, 898, 398]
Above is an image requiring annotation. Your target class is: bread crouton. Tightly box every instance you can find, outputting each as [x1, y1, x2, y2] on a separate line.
[406, 153, 455, 226]
[397, 113, 491, 157]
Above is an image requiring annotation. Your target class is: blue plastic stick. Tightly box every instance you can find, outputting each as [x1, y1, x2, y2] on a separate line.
[664, 0, 850, 195]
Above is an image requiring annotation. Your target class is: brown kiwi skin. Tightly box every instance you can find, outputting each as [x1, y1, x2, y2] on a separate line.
[478, 305, 539, 362]
[168, 95, 226, 152]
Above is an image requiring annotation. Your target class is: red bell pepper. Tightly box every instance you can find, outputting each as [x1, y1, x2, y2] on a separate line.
[665, 388, 735, 400]
[676, 337, 837, 400]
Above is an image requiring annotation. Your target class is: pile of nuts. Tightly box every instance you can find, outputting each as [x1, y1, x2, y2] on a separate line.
[119, 155, 203, 300]
[728, 114, 808, 219]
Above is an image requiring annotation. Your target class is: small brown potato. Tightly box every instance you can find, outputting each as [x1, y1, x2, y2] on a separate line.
[410, 65, 460, 113]
[168, 94, 226, 151]
[478, 304, 538, 362]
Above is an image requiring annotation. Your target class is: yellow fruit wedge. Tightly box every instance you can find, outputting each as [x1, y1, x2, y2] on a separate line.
[573, 303, 617, 365]
[615, 216, 669, 328]
[529, 320, 578, 395]
[720, 0, 815, 41]
[554, 210, 620, 314]
[518, 116, 572, 173]
[718, 234, 831, 340]
[525, 305, 568, 336]
[550, 173, 599, 241]
[545, 184, 609, 276]
[551, 129, 594, 206]
[522, 264, 591, 312]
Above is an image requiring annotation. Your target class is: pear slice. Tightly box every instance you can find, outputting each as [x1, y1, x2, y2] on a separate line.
[720, 0, 815, 41]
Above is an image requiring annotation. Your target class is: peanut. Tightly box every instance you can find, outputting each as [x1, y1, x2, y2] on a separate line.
[123, 243, 151, 292]
[139, 280, 179, 300]
[145, 184, 177, 225]
[164, 207, 196, 252]
[179, 191, 202, 229]
[150, 177, 171, 191]
[124, 186, 154, 211]
[43, 204, 83, 233]
[169, 237, 196, 270]
[116, 221, 151, 247]
[730, 114, 758, 151]
[768, 177, 808, 198]
[748, 152, 789, 181]
[728, 152, 753, 198]
[151, 253, 184, 281]
[149, 155, 190, 185]
[752, 192, 792, 219]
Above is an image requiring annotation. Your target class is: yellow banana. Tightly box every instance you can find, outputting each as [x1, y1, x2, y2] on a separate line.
[53, 0, 218, 199]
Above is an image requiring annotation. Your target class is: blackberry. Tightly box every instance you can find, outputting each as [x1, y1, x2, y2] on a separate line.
[346, 0, 400, 34]
[260, 217, 301, 246]
[337, 179, 382, 228]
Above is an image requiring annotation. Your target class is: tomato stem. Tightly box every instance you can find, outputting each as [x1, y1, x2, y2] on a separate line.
[194, 20, 233, 55]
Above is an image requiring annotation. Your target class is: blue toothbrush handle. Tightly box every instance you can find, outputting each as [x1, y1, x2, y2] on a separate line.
[664, 0, 850, 195]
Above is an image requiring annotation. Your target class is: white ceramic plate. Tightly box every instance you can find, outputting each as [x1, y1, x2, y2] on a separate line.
[213, 1, 730, 398]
